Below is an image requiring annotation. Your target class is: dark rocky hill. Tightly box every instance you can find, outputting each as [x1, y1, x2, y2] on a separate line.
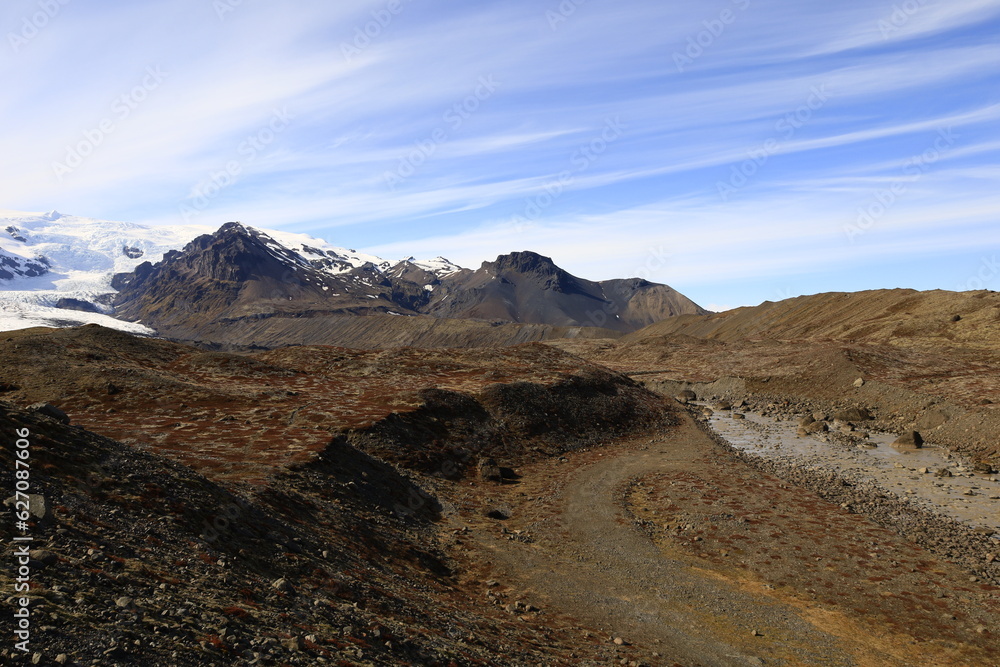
[110, 223, 705, 347]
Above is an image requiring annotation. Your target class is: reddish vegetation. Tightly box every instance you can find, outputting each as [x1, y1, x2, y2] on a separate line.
[0, 325, 663, 486]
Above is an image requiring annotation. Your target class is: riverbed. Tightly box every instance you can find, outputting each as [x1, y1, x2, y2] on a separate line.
[701, 404, 1000, 533]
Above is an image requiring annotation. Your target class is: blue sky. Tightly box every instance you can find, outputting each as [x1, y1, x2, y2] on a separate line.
[2, 0, 999, 310]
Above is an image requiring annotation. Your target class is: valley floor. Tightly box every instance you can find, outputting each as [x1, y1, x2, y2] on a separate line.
[445, 411, 999, 666]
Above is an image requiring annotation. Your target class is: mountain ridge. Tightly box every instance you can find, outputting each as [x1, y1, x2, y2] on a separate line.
[109, 223, 707, 346]
[0, 212, 708, 346]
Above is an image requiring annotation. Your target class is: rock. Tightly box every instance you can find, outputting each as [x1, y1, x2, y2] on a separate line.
[54, 655, 68, 665]
[732, 413, 746, 420]
[798, 415, 815, 427]
[915, 409, 948, 431]
[892, 431, 924, 449]
[700, 407, 714, 417]
[283, 637, 303, 652]
[803, 421, 828, 434]
[29, 550, 57, 566]
[973, 462, 998, 475]
[677, 389, 697, 401]
[714, 400, 732, 410]
[115, 596, 133, 608]
[853, 378, 865, 387]
[834, 407, 872, 422]
[935, 468, 953, 478]
[4, 494, 53, 523]
[812, 412, 828, 422]
[477, 457, 502, 482]
[27, 402, 70, 424]
[612, 637, 626, 645]
[271, 578, 294, 594]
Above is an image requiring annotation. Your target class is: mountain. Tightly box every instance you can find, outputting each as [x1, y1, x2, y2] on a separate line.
[423, 251, 707, 330]
[0, 211, 211, 333]
[110, 224, 706, 346]
[0, 211, 707, 347]
[0, 211, 456, 335]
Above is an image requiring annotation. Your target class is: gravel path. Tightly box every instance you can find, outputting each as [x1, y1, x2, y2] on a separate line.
[456, 414, 879, 667]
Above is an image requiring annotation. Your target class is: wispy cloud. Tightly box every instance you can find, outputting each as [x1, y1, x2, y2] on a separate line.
[1, 0, 998, 306]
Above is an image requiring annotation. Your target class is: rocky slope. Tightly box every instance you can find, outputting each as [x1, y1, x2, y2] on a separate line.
[0, 325, 675, 665]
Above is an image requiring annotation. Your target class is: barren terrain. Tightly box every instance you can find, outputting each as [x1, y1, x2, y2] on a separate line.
[2, 301, 998, 665]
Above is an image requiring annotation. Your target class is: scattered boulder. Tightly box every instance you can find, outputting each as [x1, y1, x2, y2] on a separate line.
[834, 407, 872, 422]
[713, 400, 732, 411]
[892, 431, 924, 449]
[853, 378, 865, 388]
[271, 578, 294, 594]
[27, 402, 69, 424]
[915, 409, 948, 431]
[4, 494, 54, 523]
[675, 389, 697, 404]
[935, 468, 953, 478]
[29, 549, 57, 566]
[798, 415, 816, 427]
[477, 457, 502, 482]
[803, 421, 828, 434]
[812, 412, 828, 422]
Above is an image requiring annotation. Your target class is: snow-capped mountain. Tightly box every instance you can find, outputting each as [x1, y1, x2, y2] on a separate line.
[0, 211, 461, 333]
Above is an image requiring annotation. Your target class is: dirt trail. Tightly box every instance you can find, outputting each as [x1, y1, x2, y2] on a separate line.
[448, 412, 998, 666]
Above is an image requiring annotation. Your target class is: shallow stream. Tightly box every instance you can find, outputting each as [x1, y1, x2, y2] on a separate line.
[700, 404, 1000, 533]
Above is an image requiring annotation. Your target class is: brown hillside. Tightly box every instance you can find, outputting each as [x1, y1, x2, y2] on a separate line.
[624, 289, 1000, 350]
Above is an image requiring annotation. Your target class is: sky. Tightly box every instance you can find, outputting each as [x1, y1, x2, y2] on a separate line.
[2, 0, 999, 311]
